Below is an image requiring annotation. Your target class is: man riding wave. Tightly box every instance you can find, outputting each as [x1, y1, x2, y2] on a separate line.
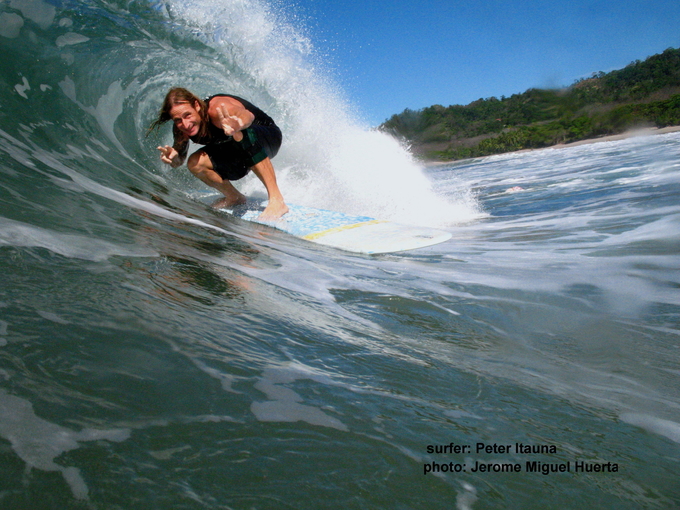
[149, 88, 288, 220]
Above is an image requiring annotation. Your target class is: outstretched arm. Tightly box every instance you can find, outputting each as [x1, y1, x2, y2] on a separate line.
[157, 128, 189, 167]
[208, 97, 255, 142]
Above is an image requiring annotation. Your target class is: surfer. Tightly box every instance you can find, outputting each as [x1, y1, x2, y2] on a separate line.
[150, 88, 288, 220]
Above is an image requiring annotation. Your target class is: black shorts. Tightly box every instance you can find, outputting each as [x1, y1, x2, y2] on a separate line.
[202, 124, 282, 181]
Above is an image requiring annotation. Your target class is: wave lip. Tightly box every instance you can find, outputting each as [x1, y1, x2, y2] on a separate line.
[0, 218, 157, 261]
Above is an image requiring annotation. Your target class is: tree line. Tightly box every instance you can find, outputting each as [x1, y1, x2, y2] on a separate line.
[380, 47, 680, 160]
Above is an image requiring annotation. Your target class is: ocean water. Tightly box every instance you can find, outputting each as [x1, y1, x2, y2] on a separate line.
[1, 0, 680, 509]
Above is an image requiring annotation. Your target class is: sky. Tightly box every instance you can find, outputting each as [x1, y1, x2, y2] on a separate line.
[287, 0, 680, 126]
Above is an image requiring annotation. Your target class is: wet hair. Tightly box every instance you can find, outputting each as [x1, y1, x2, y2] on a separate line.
[147, 87, 209, 138]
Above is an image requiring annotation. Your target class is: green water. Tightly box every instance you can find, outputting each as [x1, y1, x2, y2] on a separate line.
[0, 0, 679, 508]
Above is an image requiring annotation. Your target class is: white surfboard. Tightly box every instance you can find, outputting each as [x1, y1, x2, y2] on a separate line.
[211, 198, 451, 254]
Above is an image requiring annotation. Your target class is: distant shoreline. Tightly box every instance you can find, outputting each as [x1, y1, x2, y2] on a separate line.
[423, 125, 680, 165]
[549, 125, 680, 149]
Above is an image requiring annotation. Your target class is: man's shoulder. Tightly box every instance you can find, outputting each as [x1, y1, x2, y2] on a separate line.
[207, 95, 244, 111]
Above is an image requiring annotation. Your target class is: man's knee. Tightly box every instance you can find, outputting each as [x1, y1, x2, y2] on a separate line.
[187, 151, 208, 176]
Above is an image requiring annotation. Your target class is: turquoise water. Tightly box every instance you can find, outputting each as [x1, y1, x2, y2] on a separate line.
[1, 0, 680, 508]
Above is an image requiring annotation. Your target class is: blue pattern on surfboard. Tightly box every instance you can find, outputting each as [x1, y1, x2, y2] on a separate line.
[226, 200, 376, 238]
[196, 193, 451, 254]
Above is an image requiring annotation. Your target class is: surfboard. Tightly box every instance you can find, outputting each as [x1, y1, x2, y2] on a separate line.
[210, 198, 451, 254]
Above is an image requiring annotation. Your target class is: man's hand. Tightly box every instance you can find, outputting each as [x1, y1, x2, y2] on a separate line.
[216, 105, 245, 142]
[157, 145, 179, 166]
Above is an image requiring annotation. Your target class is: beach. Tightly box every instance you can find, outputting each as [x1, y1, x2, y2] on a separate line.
[552, 124, 680, 148]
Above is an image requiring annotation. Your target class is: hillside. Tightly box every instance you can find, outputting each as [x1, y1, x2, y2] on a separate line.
[380, 47, 680, 160]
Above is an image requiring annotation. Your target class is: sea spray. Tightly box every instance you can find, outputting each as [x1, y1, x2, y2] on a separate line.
[156, 0, 481, 226]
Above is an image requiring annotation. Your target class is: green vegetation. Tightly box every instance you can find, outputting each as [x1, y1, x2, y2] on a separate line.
[380, 48, 680, 160]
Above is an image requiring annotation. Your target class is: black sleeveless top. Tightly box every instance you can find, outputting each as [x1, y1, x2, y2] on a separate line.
[189, 94, 275, 145]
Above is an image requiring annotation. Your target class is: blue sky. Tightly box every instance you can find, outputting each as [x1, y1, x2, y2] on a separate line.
[288, 0, 680, 125]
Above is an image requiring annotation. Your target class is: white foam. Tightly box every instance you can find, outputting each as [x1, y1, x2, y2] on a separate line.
[0, 12, 24, 38]
[59, 77, 139, 156]
[251, 365, 348, 431]
[14, 76, 30, 99]
[55, 31, 89, 47]
[0, 217, 156, 261]
[0, 389, 131, 499]
[9, 0, 55, 29]
[37, 310, 70, 324]
[456, 482, 478, 510]
[620, 413, 680, 444]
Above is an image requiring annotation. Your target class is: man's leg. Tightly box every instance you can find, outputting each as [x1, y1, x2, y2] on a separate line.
[187, 150, 246, 206]
[250, 157, 288, 220]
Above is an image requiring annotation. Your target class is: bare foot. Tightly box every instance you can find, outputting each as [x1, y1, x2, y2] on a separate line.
[258, 198, 289, 221]
[213, 179, 248, 207]
[211, 194, 247, 209]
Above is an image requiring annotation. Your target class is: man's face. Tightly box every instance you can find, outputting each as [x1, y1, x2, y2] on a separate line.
[170, 101, 202, 137]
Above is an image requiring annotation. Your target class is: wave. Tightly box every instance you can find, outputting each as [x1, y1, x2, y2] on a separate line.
[0, 0, 480, 233]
